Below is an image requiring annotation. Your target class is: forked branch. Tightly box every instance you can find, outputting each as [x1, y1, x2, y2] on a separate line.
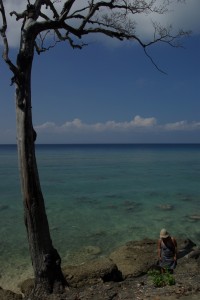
[0, 0, 18, 82]
[1, 0, 191, 74]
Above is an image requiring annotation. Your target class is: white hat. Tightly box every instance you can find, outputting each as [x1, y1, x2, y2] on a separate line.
[160, 228, 169, 239]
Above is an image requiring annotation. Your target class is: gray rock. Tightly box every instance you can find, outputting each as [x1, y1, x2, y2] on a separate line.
[0, 287, 22, 300]
[186, 249, 200, 259]
[18, 278, 34, 295]
[177, 238, 197, 259]
[0, 204, 9, 211]
[63, 257, 122, 287]
[13, 238, 200, 300]
[109, 239, 157, 278]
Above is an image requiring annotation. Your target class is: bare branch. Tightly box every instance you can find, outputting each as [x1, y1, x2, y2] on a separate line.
[10, 10, 27, 21]
[9, 1, 59, 24]
[35, 37, 61, 54]
[0, 0, 18, 83]
[1, 0, 190, 75]
[145, 22, 191, 48]
[61, 0, 76, 15]
[143, 47, 167, 75]
[141, 22, 191, 74]
[78, 0, 164, 31]
[35, 27, 87, 54]
[42, 0, 59, 19]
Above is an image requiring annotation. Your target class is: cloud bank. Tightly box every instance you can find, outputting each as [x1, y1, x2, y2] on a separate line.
[35, 115, 157, 133]
[35, 116, 200, 133]
[1, 116, 200, 143]
[32, 116, 200, 143]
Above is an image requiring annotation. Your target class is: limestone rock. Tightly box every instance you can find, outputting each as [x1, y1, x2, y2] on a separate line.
[177, 238, 197, 259]
[0, 287, 22, 300]
[63, 257, 122, 287]
[18, 278, 34, 295]
[109, 239, 158, 278]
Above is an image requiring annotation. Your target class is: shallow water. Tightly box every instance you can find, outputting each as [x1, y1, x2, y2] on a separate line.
[0, 144, 200, 290]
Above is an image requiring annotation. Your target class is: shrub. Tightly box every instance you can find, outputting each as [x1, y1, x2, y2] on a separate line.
[148, 269, 175, 287]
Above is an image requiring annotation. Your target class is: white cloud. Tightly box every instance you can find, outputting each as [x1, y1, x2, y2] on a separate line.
[164, 120, 200, 131]
[35, 116, 157, 134]
[35, 116, 200, 136]
[134, 0, 200, 40]
[130, 115, 156, 127]
[62, 118, 86, 130]
[1, 116, 200, 143]
[35, 121, 56, 130]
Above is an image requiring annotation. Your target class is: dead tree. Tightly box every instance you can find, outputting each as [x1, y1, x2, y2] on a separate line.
[0, 0, 189, 299]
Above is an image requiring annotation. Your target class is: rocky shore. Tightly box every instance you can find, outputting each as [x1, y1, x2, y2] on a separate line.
[1, 238, 200, 300]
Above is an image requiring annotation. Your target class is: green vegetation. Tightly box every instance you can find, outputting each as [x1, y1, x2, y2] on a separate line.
[148, 269, 176, 287]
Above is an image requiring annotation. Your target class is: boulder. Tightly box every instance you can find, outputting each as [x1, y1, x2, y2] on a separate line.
[109, 239, 157, 278]
[177, 238, 197, 259]
[187, 249, 200, 259]
[63, 257, 122, 287]
[0, 287, 22, 300]
[108, 237, 197, 279]
[18, 278, 34, 296]
[6, 238, 200, 300]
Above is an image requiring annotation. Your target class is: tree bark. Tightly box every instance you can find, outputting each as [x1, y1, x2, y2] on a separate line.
[15, 25, 66, 300]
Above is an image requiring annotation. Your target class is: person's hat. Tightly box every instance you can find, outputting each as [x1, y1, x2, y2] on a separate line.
[160, 228, 169, 239]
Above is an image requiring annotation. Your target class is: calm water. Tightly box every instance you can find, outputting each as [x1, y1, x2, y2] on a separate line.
[0, 144, 200, 289]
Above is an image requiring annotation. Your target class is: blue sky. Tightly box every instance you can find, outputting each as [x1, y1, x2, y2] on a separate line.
[0, 0, 200, 144]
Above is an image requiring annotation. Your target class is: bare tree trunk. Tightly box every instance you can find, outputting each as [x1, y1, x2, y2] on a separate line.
[0, 1, 189, 298]
[15, 36, 66, 300]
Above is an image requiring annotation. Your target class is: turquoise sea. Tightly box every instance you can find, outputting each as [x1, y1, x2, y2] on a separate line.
[0, 144, 200, 290]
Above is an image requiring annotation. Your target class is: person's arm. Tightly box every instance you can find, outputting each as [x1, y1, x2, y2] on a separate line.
[172, 237, 177, 261]
[158, 239, 161, 260]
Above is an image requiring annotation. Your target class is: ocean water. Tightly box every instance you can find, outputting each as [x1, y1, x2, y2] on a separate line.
[0, 144, 200, 290]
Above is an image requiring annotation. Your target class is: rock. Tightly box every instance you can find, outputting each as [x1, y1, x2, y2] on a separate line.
[109, 239, 157, 278]
[63, 257, 122, 288]
[179, 239, 196, 250]
[186, 249, 200, 259]
[0, 204, 9, 211]
[157, 204, 174, 211]
[177, 239, 197, 259]
[187, 214, 200, 221]
[0, 287, 22, 300]
[82, 245, 101, 255]
[18, 278, 34, 295]
[3, 238, 200, 300]
[176, 257, 199, 275]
